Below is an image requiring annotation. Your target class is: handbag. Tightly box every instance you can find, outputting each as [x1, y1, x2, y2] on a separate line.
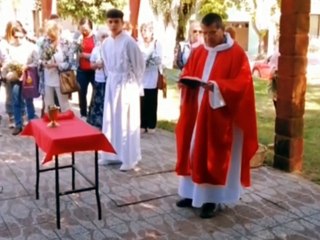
[22, 67, 40, 98]
[153, 40, 167, 98]
[59, 70, 80, 94]
[157, 70, 167, 98]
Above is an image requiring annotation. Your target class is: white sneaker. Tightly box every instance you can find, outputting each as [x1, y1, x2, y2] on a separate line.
[98, 158, 121, 166]
[147, 128, 156, 133]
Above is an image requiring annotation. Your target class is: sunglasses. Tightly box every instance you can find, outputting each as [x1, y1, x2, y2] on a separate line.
[14, 35, 24, 39]
[193, 30, 202, 34]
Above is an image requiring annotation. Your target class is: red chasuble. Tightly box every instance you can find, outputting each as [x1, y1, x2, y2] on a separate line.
[175, 43, 258, 187]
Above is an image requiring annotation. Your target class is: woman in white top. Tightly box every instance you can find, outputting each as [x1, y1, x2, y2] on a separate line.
[138, 22, 162, 133]
[87, 28, 108, 129]
[1, 23, 39, 135]
[41, 20, 70, 113]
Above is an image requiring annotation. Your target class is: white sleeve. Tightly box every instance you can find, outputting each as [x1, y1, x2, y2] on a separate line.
[127, 39, 145, 82]
[90, 47, 98, 63]
[209, 81, 226, 109]
[155, 40, 163, 70]
[27, 44, 39, 67]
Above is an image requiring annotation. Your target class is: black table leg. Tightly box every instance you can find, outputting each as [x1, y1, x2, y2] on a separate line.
[94, 151, 101, 220]
[35, 144, 40, 199]
[55, 155, 61, 229]
[71, 152, 75, 190]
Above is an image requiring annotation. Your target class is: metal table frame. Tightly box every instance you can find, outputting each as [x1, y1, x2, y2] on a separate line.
[35, 144, 101, 229]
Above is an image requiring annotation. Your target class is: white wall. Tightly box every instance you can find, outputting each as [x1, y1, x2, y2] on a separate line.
[311, 0, 320, 14]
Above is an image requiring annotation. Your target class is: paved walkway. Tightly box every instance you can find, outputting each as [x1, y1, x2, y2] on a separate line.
[0, 88, 320, 239]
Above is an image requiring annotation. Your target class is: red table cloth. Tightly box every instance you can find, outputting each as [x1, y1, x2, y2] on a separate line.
[21, 112, 116, 163]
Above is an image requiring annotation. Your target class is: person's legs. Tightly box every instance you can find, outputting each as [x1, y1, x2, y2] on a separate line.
[87, 81, 105, 129]
[44, 85, 55, 113]
[77, 70, 91, 117]
[53, 91, 60, 107]
[87, 71, 95, 117]
[140, 91, 147, 132]
[25, 98, 36, 120]
[41, 95, 45, 117]
[11, 83, 23, 135]
[87, 82, 96, 122]
[5, 82, 13, 116]
[54, 87, 70, 112]
[147, 88, 158, 130]
[5, 82, 14, 128]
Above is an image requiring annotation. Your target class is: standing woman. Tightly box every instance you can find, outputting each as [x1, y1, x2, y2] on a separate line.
[176, 20, 203, 70]
[1, 23, 38, 135]
[41, 20, 70, 113]
[87, 28, 108, 129]
[76, 18, 96, 119]
[138, 22, 162, 133]
[1, 21, 26, 129]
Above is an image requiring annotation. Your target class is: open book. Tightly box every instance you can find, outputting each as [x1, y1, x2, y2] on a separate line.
[179, 77, 207, 88]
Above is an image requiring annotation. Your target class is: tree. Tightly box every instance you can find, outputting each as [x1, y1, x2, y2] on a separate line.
[198, 0, 236, 19]
[150, 0, 197, 43]
[149, 0, 236, 44]
[233, 0, 281, 57]
[150, 0, 281, 57]
[57, 0, 125, 24]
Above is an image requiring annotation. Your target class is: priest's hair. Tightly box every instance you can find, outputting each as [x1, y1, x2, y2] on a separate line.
[201, 13, 224, 30]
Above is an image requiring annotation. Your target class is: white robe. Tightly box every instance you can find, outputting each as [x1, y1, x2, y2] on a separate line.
[178, 34, 244, 207]
[100, 32, 145, 171]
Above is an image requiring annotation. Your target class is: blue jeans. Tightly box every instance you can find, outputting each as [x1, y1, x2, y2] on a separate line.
[6, 82, 25, 118]
[5, 82, 13, 117]
[76, 69, 95, 117]
[25, 98, 35, 120]
[12, 83, 35, 128]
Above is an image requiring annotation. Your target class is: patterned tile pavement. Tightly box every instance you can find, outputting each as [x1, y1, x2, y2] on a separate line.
[0, 90, 320, 239]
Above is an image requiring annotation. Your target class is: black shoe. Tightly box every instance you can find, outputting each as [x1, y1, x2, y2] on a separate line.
[12, 127, 22, 136]
[199, 203, 216, 219]
[176, 198, 193, 208]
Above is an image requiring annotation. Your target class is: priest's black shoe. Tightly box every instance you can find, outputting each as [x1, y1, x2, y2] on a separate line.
[176, 198, 192, 208]
[199, 203, 216, 219]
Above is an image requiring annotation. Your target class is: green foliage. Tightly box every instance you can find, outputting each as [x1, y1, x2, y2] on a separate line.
[149, 0, 244, 42]
[157, 120, 176, 132]
[198, 0, 235, 19]
[57, 0, 125, 24]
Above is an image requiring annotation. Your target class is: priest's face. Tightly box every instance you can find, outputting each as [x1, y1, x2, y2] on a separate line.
[107, 18, 123, 37]
[201, 23, 225, 48]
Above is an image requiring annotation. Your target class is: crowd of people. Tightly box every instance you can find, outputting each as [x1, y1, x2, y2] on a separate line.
[0, 9, 258, 219]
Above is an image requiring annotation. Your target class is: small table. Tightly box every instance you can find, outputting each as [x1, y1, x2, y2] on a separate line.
[21, 115, 115, 229]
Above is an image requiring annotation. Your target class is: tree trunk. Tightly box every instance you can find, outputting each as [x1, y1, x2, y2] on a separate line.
[175, 2, 195, 45]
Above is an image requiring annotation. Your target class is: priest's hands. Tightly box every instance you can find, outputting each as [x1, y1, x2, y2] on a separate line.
[201, 81, 214, 92]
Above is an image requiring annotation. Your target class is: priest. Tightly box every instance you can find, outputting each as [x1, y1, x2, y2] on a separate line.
[175, 13, 258, 218]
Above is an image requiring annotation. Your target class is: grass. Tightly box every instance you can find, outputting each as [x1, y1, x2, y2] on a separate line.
[158, 69, 320, 184]
[302, 83, 320, 183]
